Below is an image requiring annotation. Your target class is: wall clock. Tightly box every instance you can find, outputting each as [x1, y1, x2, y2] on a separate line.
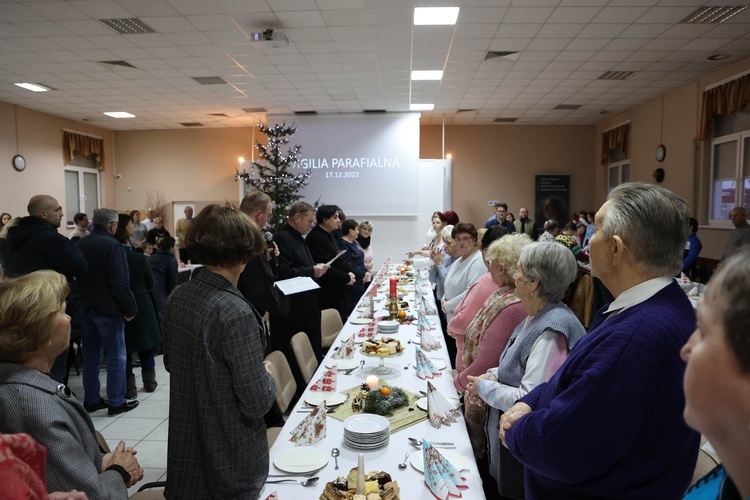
[655, 144, 666, 163]
[12, 154, 26, 171]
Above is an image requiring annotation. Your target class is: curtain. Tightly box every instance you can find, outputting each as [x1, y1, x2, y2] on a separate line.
[600, 123, 630, 164]
[63, 131, 104, 170]
[699, 74, 750, 140]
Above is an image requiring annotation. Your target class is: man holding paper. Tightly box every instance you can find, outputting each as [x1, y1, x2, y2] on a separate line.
[274, 202, 330, 367]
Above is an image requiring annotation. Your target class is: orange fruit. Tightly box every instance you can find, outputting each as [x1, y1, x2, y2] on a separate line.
[380, 387, 391, 396]
[397, 310, 407, 319]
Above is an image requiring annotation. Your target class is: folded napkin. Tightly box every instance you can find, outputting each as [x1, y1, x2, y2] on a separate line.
[419, 317, 442, 351]
[356, 321, 377, 340]
[289, 402, 326, 446]
[422, 439, 468, 499]
[264, 492, 278, 500]
[415, 346, 441, 380]
[309, 366, 337, 392]
[332, 334, 356, 360]
[427, 381, 460, 428]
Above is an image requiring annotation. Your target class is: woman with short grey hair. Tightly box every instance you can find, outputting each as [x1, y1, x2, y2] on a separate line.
[465, 241, 585, 497]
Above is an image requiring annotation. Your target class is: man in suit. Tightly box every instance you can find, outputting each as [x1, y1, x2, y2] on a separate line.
[514, 207, 536, 240]
[76, 208, 139, 417]
[273, 202, 329, 366]
[5, 194, 88, 383]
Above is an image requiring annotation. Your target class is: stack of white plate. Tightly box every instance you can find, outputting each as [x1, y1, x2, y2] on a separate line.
[343, 414, 390, 449]
[377, 320, 399, 335]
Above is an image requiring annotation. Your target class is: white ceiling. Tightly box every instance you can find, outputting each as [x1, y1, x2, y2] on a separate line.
[1, 0, 749, 130]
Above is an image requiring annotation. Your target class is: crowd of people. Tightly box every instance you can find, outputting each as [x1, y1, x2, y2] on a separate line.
[1, 184, 749, 499]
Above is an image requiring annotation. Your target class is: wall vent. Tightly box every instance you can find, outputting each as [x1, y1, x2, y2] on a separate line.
[554, 104, 582, 110]
[598, 70, 638, 80]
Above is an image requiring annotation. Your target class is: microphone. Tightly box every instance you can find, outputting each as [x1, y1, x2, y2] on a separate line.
[264, 231, 278, 267]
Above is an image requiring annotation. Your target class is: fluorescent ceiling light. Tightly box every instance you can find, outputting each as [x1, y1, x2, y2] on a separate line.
[411, 70, 443, 81]
[414, 7, 459, 25]
[103, 111, 135, 118]
[410, 103, 435, 111]
[15, 83, 50, 92]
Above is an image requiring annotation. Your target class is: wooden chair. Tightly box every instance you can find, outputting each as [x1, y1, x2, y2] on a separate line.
[291, 331, 319, 385]
[321, 308, 343, 348]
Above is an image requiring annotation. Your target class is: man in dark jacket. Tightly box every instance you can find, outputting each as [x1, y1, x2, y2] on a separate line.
[5, 194, 88, 383]
[76, 208, 139, 417]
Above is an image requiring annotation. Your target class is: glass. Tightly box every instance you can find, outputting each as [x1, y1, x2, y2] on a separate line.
[65, 171, 79, 226]
[83, 172, 99, 213]
[454, 236, 474, 243]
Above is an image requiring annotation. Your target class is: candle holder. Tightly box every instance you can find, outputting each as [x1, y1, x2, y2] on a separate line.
[372, 356, 393, 375]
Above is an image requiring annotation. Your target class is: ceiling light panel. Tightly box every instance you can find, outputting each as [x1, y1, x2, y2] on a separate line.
[411, 70, 444, 81]
[14, 83, 51, 92]
[410, 103, 435, 111]
[103, 112, 135, 118]
[681, 6, 748, 24]
[414, 7, 460, 26]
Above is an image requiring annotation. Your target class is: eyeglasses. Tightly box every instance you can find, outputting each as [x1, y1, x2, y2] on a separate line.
[454, 236, 474, 244]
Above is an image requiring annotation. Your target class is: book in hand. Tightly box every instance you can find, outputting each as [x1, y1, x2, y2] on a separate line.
[274, 276, 320, 296]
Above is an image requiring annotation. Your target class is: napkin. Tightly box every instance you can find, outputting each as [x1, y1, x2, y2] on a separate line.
[289, 402, 326, 446]
[332, 334, 356, 359]
[415, 346, 441, 380]
[309, 366, 337, 392]
[356, 321, 377, 340]
[422, 439, 468, 499]
[419, 316, 442, 351]
[427, 381, 460, 428]
[263, 492, 278, 500]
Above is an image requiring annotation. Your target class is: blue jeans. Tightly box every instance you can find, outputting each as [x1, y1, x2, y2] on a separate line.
[82, 310, 127, 407]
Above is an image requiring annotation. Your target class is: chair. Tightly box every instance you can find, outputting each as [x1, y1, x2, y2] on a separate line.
[291, 331, 319, 385]
[265, 350, 298, 447]
[321, 308, 343, 348]
[267, 426, 282, 448]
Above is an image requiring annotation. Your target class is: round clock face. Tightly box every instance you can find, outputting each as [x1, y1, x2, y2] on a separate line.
[656, 145, 666, 162]
[12, 154, 26, 171]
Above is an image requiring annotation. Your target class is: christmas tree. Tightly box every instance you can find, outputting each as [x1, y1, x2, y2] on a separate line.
[238, 122, 310, 233]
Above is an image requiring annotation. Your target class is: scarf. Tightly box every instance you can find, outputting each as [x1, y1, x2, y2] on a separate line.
[462, 286, 520, 371]
[356, 235, 371, 249]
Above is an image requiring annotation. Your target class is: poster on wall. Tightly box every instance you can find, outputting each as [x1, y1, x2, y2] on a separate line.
[535, 175, 570, 229]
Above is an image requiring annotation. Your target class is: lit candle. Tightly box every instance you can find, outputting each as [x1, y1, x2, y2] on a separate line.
[356, 453, 365, 495]
[366, 375, 379, 390]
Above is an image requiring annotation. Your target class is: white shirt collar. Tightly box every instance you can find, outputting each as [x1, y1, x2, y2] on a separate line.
[605, 276, 673, 317]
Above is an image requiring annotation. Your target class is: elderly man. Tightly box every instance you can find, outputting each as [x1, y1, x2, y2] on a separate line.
[175, 205, 194, 263]
[721, 206, 750, 260]
[141, 208, 156, 231]
[497, 183, 699, 499]
[5, 195, 88, 383]
[76, 208, 139, 417]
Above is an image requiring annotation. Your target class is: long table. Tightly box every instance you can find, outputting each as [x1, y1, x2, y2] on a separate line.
[259, 265, 485, 499]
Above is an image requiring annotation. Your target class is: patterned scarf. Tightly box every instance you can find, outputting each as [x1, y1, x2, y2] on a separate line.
[462, 286, 520, 371]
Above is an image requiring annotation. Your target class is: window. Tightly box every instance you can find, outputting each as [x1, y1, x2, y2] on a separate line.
[65, 152, 100, 227]
[708, 108, 750, 225]
[607, 148, 630, 194]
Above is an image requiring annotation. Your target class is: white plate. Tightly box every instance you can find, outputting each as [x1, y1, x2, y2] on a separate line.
[415, 397, 461, 412]
[304, 391, 347, 407]
[350, 318, 372, 325]
[325, 359, 359, 370]
[412, 358, 447, 370]
[343, 414, 390, 435]
[378, 320, 399, 328]
[410, 449, 470, 473]
[274, 447, 329, 473]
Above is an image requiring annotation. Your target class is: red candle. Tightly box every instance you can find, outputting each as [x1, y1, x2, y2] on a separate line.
[390, 277, 397, 298]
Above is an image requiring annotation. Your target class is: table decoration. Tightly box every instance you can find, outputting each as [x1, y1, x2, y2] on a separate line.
[410, 449, 470, 473]
[415, 346, 442, 380]
[361, 338, 405, 374]
[310, 366, 337, 392]
[332, 334, 357, 359]
[421, 439, 469, 499]
[328, 384, 426, 433]
[419, 317, 442, 351]
[355, 321, 378, 341]
[426, 381, 461, 429]
[351, 382, 409, 416]
[289, 401, 327, 446]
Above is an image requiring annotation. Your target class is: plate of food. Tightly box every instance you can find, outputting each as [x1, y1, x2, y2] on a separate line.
[361, 337, 405, 357]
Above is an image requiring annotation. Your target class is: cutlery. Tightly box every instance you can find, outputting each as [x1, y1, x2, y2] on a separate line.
[331, 448, 340, 470]
[342, 366, 359, 375]
[360, 360, 365, 370]
[408, 437, 455, 447]
[265, 477, 319, 486]
[267, 472, 316, 478]
[398, 451, 411, 469]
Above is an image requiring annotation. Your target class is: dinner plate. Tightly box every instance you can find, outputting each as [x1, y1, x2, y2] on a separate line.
[325, 359, 359, 370]
[350, 318, 373, 325]
[410, 449, 470, 473]
[415, 397, 461, 412]
[378, 320, 399, 329]
[343, 414, 390, 435]
[274, 447, 329, 473]
[304, 391, 347, 407]
[412, 358, 447, 370]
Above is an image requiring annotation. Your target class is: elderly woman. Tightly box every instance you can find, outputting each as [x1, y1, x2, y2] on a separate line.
[356, 220, 374, 271]
[681, 248, 750, 499]
[164, 205, 275, 499]
[339, 218, 370, 316]
[538, 219, 559, 242]
[0, 270, 143, 498]
[466, 242, 585, 497]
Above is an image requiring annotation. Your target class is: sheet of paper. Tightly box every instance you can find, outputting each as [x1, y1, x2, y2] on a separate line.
[326, 250, 346, 266]
[275, 276, 320, 295]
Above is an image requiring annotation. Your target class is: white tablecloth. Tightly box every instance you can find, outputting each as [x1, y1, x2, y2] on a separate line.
[259, 266, 485, 500]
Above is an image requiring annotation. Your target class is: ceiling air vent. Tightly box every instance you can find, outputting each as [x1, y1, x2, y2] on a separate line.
[680, 6, 748, 24]
[494, 117, 517, 123]
[554, 104, 582, 110]
[598, 70, 638, 81]
[242, 107, 267, 113]
[363, 109, 386, 113]
[485, 51, 519, 61]
[294, 110, 317, 115]
[99, 60, 137, 69]
[192, 76, 228, 85]
[98, 18, 155, 35]
[457, 109, 477, 113]
[180, 122, 204, 127]
[208, 113, 228, 117]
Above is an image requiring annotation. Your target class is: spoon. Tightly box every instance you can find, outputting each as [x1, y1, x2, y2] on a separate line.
[331, 448, 340, 470]
[359, 360, 365, 370]
[266, 477, 320, 486]
[408, 437, 455, 447]
[398, 451, 411, 469]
